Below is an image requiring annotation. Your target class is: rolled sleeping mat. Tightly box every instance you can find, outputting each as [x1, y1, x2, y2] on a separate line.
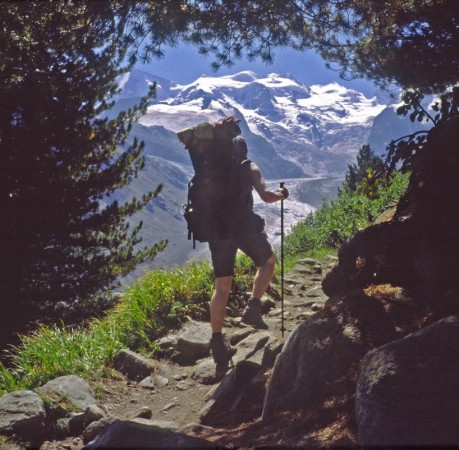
[177, 122, 215, 146]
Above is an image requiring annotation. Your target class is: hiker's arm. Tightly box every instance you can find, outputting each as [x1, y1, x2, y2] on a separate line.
[250, 163, 288, 203]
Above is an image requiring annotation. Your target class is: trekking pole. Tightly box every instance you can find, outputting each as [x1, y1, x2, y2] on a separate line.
[280, 181, 285, 338]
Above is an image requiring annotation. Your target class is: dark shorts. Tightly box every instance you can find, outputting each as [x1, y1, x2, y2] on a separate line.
[209, 232, 274, 278]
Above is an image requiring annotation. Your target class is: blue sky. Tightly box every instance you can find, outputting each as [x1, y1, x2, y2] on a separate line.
[139, 43, 379, 98]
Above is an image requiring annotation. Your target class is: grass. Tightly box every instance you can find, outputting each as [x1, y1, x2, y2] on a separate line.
[0, 320, 122, 394]
[107, 259, 215, 351]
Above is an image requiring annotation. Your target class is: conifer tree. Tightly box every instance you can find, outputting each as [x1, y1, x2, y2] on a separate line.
[344, 145, 385, 193]
[0, 3, 166, 345]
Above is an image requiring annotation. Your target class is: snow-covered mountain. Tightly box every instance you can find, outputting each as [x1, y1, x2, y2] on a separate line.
[118, 68, 390, 176]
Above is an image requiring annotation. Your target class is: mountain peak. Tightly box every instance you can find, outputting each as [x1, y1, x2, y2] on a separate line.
[228, 70, 258, 82]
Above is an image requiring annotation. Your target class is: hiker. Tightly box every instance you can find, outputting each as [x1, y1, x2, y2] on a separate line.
[208, 134, 289, 365]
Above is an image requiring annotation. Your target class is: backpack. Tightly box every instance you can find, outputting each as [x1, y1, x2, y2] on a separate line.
[177, 117, 263, 247]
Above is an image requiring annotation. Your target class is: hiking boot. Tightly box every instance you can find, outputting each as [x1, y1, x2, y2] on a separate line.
[241, 298, 269, 330]
[210, 334, 237, 365]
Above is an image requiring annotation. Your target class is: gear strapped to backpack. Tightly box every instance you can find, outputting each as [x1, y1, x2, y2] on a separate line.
[177, 117, 264, 247]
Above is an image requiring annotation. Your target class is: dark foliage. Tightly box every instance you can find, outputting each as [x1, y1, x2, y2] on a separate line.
[386, 87, 459, 174]
[0, 3, 166, 346]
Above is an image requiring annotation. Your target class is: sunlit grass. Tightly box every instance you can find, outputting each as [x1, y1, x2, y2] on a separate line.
[0, 320, 122, 394]
[0, 259, 216, 394]
[108, 259, 214, 350]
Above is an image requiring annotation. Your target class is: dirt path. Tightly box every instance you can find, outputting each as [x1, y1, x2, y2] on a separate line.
[40, 257, 336, 450]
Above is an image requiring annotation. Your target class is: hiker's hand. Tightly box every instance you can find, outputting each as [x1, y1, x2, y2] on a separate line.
[278, 187, 289, 200]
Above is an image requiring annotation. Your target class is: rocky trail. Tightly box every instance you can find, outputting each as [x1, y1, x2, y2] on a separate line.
[12, 256, 336, 450]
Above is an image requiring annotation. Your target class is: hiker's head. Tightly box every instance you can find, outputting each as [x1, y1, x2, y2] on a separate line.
[214, 116, 241, 140]
[233, 136, 248, 159]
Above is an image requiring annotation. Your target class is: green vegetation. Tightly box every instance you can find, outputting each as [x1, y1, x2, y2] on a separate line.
[0, 321, 122, 395]
[285, 171, 409, 256]
[109, 260, 214, 351]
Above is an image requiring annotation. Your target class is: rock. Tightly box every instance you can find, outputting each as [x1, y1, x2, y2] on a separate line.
[113, 349, 155, 381]
[262, 309, 368, 420]
[191, 359, 223, 385]
[156, 335, 178, 351]
[83, 418, 215, 449]
[153, 374, 170, 388]
[128, 406, 152, 420]
[356, 315, 459, 447]
[297, 258, 318, 266]
[268, 308, 282, 317]
[284, 277, 303, 285]
[53, 417, 71, 440]
[312, 264, 322, 274]
[233, 331, 272, 364]
[200, 333, 283, 425]
[0, 390, 46, 447]
[260, 297, 276, 313]
[161, 399, 179, 412]
[292, 265, 313, 275]
[82, 415, 119, 444]
[295, 311, 315, 320]
[177, 422, 215, 436]
[84, 404, 106, 427]
[243, 336, 283, 369]
[199, 360, 261, 425]
[39, 375, 97, 411]
[157, 364, 173, 377]
[229, 328, 255, 345]
[176, 381, 192, 391]
[69, 412, 85, 435]
[139, 375, 156, 390]
[305, 286, 323, 298]
[175, 320, 212, 364]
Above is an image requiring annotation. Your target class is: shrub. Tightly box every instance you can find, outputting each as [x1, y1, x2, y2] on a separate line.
[285, 171, 409, 256]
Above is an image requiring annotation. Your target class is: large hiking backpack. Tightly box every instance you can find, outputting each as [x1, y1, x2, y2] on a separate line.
[177, 117, 262, 247]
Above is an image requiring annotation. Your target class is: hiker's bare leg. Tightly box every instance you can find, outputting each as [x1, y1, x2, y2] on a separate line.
[252, 254, 275, 300]
[210, 276, 233, 333]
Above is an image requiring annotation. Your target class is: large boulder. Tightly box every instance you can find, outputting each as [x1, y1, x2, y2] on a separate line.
[199, 360, 262, 426]
[262, 308, 368, 420]
[356, 314, 459, 447]
[114, 349, 155, 381]
[39, 374, 97, 410]
[0, 390, 47, 447]
[175, 320, 211, 364]
[83, 418, 217, 449]
[199, 332, 283, 425]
